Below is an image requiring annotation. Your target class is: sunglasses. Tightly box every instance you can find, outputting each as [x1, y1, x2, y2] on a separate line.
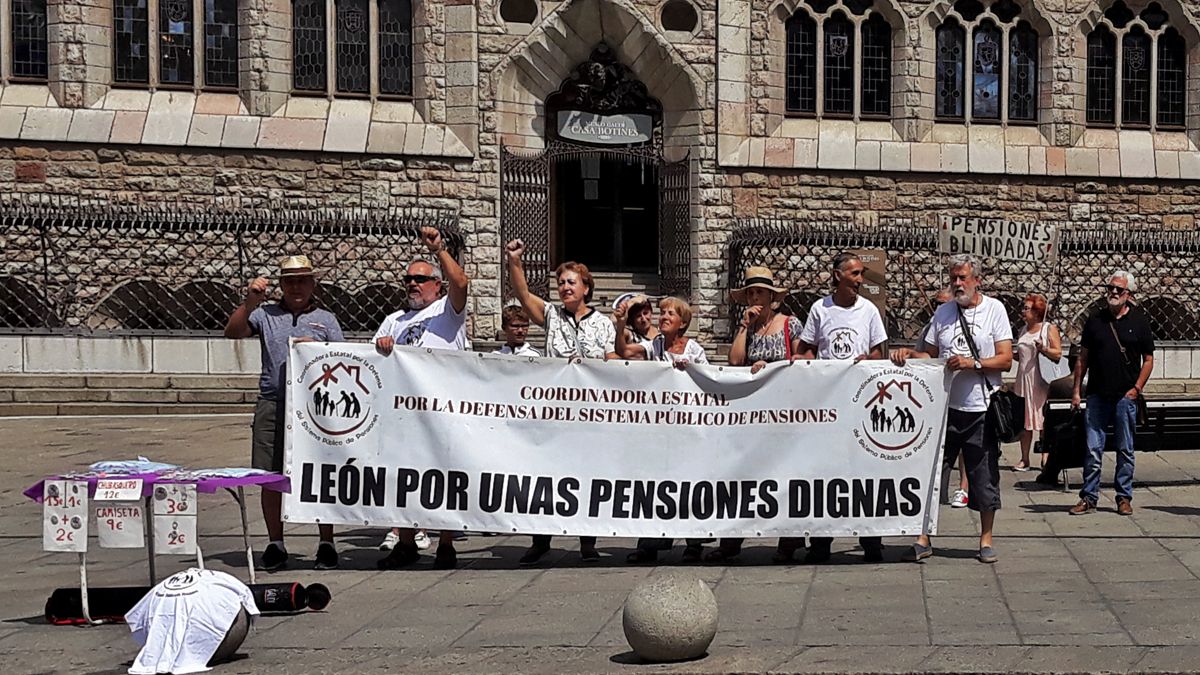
[403, 274, 437, 284]
[1100, 284, 1129, 295]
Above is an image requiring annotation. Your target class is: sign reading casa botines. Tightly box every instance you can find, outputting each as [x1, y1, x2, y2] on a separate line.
[557, 111, 653, 145]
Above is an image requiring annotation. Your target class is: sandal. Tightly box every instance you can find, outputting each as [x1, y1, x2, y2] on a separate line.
[703, 546, 741, 563]
[1012, 461, 1032, 472]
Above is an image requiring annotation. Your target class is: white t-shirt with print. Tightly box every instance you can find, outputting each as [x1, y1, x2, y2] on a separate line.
[125, 568, 260, 675]
[650, 336, 709, 365]
[543, 305, 616, 359]
[494, 342, 541, 357]
[799, 295, 888, 360]
[927, 295, 1014, 412]
[374, 296, 469, 352]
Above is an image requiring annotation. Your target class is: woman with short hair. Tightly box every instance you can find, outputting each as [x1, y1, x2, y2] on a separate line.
[617, 297, 711, 563]
[505, 238, 616, 565]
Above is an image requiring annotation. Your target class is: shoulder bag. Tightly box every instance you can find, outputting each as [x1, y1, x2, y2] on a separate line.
[957, 304, 1024, 443]
[1108, 321, 1149, 426]
[1037, 322, 1071, 384]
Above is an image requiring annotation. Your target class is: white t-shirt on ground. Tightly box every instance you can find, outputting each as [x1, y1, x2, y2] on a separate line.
[799, 295, 888, 360]
[374, 296, 469, 352]
[125, 568, 260, 675]
[926, 295, 1014, 413]
[650, 336, 709, 365]
[494, 343, 541, 357]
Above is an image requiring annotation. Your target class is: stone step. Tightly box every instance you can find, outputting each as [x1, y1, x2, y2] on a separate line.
[0, 374, 259, 390]
[2, 388, 259, 404]
[0, 402, 254, 417]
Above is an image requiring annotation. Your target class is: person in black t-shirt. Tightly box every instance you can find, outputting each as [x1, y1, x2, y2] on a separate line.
[1069, 271, 1155, 517]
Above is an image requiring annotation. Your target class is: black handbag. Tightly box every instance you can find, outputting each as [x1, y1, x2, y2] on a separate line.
[957, 304, 1024, 443]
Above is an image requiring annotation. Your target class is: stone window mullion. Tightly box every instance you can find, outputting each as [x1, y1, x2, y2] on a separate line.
[149, 0, 160, 88]
[1114, 27, 1124, 128]
[325, 0, 336, 98]
[1, 0, 10, 83]
[852, 17, 862, 120]
[1149, 33, 1159, 132]
[815, 20, 824, 118]
[192, 0, 204, 89]
[369, 0, 379, 97]
[963, 20, 974, 125]
[1000, 26, 1010, 124]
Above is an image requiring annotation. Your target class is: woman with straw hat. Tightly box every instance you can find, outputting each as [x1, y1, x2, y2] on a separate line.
[705, 266, 805, 563]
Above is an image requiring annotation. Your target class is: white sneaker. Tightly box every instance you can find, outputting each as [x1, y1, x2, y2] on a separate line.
[378, 530, 400, 551]
[950, 489, 969, 508]
[414, 530, 432, 550]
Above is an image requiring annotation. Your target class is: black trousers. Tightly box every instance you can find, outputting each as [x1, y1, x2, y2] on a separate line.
[531, 535, 596, 549]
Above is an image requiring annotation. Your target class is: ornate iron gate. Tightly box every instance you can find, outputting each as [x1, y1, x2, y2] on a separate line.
[499, 139, 692, 299]
[499, 146, 551, 299]
[658, 158, 691, 297]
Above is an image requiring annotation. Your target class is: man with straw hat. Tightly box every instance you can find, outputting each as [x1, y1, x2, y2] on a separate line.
[224, 254, 344, 572]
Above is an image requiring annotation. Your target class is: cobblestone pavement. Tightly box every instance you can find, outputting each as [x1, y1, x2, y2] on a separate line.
[2, 415, 1200, 673]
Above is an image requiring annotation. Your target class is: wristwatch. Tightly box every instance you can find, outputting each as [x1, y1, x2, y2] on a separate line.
[972, 359, 983, 370]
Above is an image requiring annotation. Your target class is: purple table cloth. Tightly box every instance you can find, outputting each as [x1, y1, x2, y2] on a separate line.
[24, 471, 290, 503]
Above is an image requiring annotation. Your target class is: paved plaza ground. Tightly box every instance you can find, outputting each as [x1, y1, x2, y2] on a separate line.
[2, 414, 1200, 673]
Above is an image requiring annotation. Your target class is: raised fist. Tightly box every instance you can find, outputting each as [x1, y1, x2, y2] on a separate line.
[419, 226, 443, 253]
[245, 277, 268, 307]
[504, 239, 525, 263]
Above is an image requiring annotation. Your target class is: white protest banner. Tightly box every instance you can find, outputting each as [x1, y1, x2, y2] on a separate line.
[938, 215, 1059, 263]
[285, 344, 950, 538]
[43, 480, 88, 553]
[96, 503, 145, 549]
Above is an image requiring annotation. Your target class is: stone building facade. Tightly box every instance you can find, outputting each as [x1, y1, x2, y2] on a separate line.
[0, 0, 1198, 369]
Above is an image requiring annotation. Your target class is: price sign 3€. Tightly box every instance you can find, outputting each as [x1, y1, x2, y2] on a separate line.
[43, 480, 88, 553]
[153, 484, 198, 555]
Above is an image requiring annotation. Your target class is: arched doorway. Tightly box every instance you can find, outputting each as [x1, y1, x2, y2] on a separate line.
[500, 44, 691, 299]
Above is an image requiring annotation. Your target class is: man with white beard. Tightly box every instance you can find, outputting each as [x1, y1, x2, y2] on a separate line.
[1069, 271, 1154, 517]
[890, 254, 1012, 564]
[374, 226, 470, 570]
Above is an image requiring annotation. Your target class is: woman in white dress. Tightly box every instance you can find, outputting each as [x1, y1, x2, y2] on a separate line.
[1013, 293, 1062, 471]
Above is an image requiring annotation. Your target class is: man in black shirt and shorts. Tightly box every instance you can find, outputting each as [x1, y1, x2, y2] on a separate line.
[1069, 271, 1155, 516]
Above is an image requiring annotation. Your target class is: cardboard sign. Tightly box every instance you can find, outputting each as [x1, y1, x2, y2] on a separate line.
[153, 484, 197, 555]
[96, 503, 145, 549]
[152, 484, 197, 517]
[153, 513, 197, 555]
[851, 248, 888, 317]
[43, 480, 88, 553]
[96, 478, 143, 502]
[937, 215, 1059, 263]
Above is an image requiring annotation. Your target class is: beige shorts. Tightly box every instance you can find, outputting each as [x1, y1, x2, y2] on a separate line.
[251, 398, 285, 472]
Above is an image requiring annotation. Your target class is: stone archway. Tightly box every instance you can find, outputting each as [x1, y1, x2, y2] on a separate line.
[490, 0, 706, 157]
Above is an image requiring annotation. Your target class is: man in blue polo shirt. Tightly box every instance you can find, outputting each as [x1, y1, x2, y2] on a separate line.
[224, 255, 344, 571]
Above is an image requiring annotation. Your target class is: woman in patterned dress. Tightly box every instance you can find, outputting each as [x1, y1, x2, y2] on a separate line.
[1013, 293, 1062, 471]
[705, 266, 805, 563]
[504, 238, 617, 565]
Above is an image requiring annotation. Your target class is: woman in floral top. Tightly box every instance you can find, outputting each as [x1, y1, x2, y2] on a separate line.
[706, 266, 804, 563]
[504, 238, 616, 566]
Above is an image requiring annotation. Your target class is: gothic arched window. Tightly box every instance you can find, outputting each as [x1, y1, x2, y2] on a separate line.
[10, 0, 48, 81]
[785, 0, 893, 120]
[293, 0, 414, 97]
[1087, 2, 1188, 129]
[935, 0, 1040, 123]
[112, 0, 238, 88]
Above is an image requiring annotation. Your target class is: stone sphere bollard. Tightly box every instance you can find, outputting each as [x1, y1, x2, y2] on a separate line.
[209, 608, 251, 665]
[622, 573, 718, 662]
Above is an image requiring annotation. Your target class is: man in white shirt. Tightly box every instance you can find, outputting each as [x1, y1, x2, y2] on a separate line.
[890, 254, 1013, 564]
[375, 226, 470, 570]
[793, 252, 888, 564]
